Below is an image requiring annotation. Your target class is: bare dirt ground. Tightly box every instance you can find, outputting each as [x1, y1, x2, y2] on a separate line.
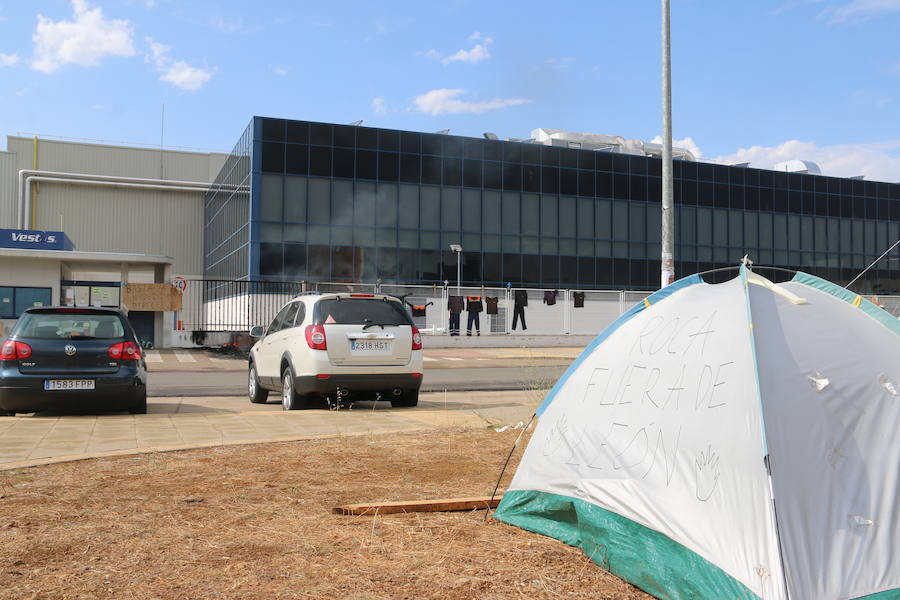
[0, 427, 652, 600]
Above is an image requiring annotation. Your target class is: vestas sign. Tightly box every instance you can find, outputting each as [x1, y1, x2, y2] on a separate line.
[0, 229, 75, 251]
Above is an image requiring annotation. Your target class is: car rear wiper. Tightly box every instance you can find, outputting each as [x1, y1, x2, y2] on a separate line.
[68, 335, 97, 340]
[362, 320, 386, 330]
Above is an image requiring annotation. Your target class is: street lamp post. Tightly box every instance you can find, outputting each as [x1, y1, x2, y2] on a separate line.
[450, 244, 462, 297]
[661, 0, 675, 289]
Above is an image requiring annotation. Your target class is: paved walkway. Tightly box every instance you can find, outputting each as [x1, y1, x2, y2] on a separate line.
[0, 390, 540, 471]
[146, 346, 583, 372]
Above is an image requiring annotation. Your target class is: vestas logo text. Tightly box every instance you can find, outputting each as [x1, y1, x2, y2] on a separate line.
[11, 233, 56, 243]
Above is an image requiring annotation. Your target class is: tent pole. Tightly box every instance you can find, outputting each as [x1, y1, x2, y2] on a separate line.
[484, 412, 536, 521]
[845, 238, 900, 290]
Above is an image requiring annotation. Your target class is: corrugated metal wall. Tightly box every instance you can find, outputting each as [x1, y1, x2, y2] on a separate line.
[0, 152, 16, 228]
[36, 184, 206, 275]
[0, 136, 228, 276]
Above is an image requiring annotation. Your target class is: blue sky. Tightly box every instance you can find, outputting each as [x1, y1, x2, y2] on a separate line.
[1, 0, 899, 181]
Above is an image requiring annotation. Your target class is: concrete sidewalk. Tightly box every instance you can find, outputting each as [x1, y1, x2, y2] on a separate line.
[146, 344, 585, 372]
[0, 390, 539, 471]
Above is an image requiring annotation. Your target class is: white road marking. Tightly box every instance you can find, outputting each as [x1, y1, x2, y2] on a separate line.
[423, 357, 438, 362]
[144, 351, 162, 363]
[174, 352, 197, 363]
[443, 357, 463, 361]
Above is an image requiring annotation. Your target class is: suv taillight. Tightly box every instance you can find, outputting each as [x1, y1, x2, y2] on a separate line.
[0, 340, 32, 360]
[305, 324, 327, 350]
[411, 326, 422, 351]
[108, 341, 142, 360]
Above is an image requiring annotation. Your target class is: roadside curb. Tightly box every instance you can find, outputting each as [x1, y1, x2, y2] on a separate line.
[0, 426, 427, 472]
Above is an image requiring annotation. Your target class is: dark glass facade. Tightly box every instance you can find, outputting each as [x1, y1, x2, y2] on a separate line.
[204, 116, 900, 293]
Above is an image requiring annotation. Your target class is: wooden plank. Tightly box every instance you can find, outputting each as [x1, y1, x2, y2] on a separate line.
[334, 495, 503, 516]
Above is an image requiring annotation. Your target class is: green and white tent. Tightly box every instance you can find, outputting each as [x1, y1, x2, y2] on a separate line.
[495, 267, 899, 600]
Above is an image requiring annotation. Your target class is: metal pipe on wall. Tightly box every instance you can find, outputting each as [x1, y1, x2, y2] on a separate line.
[16, 169, 209, 228]
[23, 177, 207, 230]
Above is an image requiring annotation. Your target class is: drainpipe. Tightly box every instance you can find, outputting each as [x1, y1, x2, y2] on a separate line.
[30, 136, 38, 229]
[17, 170, 210, 228]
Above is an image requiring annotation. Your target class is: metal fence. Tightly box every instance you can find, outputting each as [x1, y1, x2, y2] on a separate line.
[172, 278, 663, 345]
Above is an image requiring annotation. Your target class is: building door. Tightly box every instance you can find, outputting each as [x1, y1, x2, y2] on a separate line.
[129, 311, 155, 348]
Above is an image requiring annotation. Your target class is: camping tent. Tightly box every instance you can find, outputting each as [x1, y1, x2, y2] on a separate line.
[494, 267, 899, 600]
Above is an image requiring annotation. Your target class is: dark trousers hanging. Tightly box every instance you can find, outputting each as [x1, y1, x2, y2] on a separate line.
[466, 312, 480, 335]
[449, 312, 460, 336]
[512, 305, 526, 330]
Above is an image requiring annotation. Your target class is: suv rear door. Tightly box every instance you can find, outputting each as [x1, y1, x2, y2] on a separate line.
[315, 297, 413, 366]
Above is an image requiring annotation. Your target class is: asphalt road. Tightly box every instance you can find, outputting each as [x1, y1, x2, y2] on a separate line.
[147, 365, 567, 397]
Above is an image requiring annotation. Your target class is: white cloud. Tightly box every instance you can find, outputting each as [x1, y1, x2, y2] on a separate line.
[273, 65, 289, 76]
[371, 97, 387, 115]
[31, 0, 135, 73]
[412, 89, 531, 115]
[715, 139, 900, 182]
[160, 60, 213, 91]
[444, 43, 491, 64]
[426, 32, 494, 65]
[145, 37, 215, 91]
[15, 89, 27, 97]
[650, 135, 704, 158]
[823, 0, 900, 22]
[0, 52, 19, 67]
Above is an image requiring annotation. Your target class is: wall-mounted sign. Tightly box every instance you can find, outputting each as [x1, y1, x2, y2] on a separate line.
[0, 229, 75, 251]
[172, 276, 188, 293]
[123, 283, 182, 311]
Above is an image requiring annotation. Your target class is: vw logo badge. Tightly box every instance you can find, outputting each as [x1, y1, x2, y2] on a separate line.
[64, 345, 77, 356]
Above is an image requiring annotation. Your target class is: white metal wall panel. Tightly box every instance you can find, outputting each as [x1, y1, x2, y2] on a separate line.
[7, 136, 227, 182]
[0, 152, 16, 228]
[35, 183, 205, 275]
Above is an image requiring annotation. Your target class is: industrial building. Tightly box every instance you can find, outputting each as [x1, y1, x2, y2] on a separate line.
[207, 117, 900, 293]
[0, 135, 226, 345]
[1, 120, 899, 346]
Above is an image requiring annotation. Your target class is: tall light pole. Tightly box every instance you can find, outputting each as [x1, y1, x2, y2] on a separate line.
[661, 0, 675, 288]
[450, 244, 462, 297]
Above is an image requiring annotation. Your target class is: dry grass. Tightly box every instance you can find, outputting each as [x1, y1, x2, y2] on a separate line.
[0, 427, 651, 600]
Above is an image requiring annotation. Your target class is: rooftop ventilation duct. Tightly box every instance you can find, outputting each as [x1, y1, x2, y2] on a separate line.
[529, 128, 696, 161]
[772, 159, 822, 175]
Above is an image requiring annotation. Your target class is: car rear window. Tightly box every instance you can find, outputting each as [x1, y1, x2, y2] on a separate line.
[15, 310, 127, 340]
[314, 298, 411, 326]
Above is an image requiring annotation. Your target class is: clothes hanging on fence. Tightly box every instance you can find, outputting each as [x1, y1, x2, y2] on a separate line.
[512, 289, 528, 331]
[448, 295, 464, 336]
[406, 301, 433, 317]
[465, 296, 483, 335]
[448, 296, 464, 313]
[573, 292, 585, 308]
[543, 290, 558, 306]
[485, 297, 499, 315]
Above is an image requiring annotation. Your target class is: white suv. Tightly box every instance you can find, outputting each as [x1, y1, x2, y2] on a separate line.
[247, 293, 424, 410]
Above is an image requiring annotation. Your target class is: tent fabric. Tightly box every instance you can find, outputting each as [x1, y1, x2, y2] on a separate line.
[498, 490, 759, 600]
[751, 277, 900, 599]
[495, 269, 899, 600]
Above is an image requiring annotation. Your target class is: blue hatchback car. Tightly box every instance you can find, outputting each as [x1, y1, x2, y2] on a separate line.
[0, 307, 147, 416]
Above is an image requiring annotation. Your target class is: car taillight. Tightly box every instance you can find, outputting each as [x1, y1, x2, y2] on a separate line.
[305, 324, 327, 350]
[0, 340, 32, 360]
[411, 326, 422, 351]
[108, 341, 142, 360]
